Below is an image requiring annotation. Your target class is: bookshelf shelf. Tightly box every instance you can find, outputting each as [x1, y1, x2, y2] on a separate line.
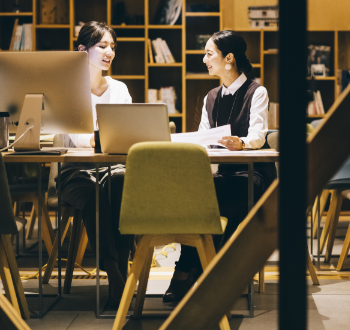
[111, 25, 145, 29]
[118, 38, 145, 42]
[306, 76, 336, 81]
[186, 50, 205, 54]
[186, 74, 220, 80]
[169, 113, 183, 117]
[148, 63, 183, 67]
[252, 63, 262, 68]
[264, 50, 278, 54]
[36, 25, 70, 29]
[112, 75, 145, 80]
[185, 12, 220, 17]
[148, 25, 183, 29]
[308, 115, 325, 118]
[0, 13, 33, 16]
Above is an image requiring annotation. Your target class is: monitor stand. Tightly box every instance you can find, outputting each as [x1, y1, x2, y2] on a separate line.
[14, 94, 44, 151]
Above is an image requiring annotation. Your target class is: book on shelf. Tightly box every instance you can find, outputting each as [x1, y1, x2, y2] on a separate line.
[10, 24, 32, 51]
[307, 90, 324, 116]
[268, 102, 279, 129]
[150, 38, 175, 63]
[9, 19, 18, 51]
[147, 87, 179, 114]
[336, 69, 350, 96]
[148, 39, 154, 64]
[151, 39, 165, 63]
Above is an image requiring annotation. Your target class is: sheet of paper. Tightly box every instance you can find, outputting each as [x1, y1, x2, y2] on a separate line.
[171, 125, 231, 147]
[206, 149, 279, 156]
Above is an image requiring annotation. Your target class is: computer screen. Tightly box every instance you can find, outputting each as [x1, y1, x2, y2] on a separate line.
[0, 51, 93, 151]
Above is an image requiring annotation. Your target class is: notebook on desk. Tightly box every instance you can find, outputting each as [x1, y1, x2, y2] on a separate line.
[96, 103, 171, 154]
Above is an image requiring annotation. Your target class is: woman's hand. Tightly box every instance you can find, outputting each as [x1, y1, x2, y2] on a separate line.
[90, 135, 95, 148]
[218, 136, 243, 151]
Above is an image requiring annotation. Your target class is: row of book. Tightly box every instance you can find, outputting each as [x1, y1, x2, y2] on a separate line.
[307, 90, 325, 116]
[148, 38, 175, 64]
[9, 19, 32, 51]
[148, 87, 179, 114]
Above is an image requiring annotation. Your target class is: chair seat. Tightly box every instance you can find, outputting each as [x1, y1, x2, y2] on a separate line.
[325, 179, 350, 190]
[15, 216, 27, 233]
[47, 196, 73, 208]
[9, 181, 49, 195]
[220, 216, 228, 233]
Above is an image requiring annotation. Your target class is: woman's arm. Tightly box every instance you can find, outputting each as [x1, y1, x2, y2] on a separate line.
[241, 86, 269, 149]
[198, 95, 210, 131]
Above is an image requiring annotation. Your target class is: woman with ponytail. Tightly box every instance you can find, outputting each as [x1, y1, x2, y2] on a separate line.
[163, 30, 277, 303]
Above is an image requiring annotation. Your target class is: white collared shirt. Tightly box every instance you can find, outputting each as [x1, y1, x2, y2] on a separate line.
[69, 76, 132, 148]
[198, 73, 269, 149]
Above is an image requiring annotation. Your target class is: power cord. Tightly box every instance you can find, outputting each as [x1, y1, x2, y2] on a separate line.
[0, 125, 34, 152]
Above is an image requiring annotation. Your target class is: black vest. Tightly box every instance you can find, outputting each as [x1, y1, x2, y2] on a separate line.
[206, 80, 276, 182]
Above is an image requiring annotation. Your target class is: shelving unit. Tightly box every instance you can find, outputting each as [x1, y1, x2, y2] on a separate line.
[0, 0, 224, 133]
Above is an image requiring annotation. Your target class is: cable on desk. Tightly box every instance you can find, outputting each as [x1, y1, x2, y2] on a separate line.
[0, 125, 34, 152]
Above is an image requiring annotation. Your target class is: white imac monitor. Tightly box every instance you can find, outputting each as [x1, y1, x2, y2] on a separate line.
[0, 52, 93, 151]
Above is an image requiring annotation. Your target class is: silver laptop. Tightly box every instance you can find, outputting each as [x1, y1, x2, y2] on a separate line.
[96, 103, 171, 154]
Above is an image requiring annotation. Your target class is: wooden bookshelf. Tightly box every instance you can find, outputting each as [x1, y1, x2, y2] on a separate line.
[0, 0, 225, 133]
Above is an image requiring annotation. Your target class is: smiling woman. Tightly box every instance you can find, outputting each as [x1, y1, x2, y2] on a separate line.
[54, 21, 133, 308]
[163, 30, 277, 303]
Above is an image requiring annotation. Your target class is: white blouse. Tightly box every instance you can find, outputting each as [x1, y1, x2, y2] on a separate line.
[69, 76, 132, 148]
[198, 73, 269, 149]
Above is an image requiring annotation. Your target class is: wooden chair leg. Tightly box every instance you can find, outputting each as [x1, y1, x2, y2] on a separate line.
[31, 194, 53, 255]
[306, 246, 319, 285]
[325, 190, 343, 263]
[0, 236, 20, 316]
[133, 247, 154, 319]
[43, 208, 73, 284]
[25, 205, 36, 240]
[196, 235, 230, 330]
[258, 267, 265, 293]
[1, 235, 30, 319]
[0, 292, 32, 330]
[319, 190, 339, 253]
[336, 224, 350, 270]
[112, 235, 152, 330]
[312, 190, 330, 238]
[74, 223, 89, 267]
[63, 211, 82, 294]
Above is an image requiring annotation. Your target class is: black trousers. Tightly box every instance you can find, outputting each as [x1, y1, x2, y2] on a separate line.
[174, 170, 272, 273]
[59, 167, 132, 271]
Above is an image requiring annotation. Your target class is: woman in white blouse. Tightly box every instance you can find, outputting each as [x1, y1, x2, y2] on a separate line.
[59, 21, 132, 308]
[163, 30, 277, 303]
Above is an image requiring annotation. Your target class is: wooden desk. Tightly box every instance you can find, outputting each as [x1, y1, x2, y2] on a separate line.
[2, 148, 278, 164]
[3, 148, 279, 318]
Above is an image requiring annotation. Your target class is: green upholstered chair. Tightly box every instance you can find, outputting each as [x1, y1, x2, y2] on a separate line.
[0, 153, 30, 319]
[113, 142, 230, 330]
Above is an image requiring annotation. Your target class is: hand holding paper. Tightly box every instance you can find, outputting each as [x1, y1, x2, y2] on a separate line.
[171, 125, 231, 147]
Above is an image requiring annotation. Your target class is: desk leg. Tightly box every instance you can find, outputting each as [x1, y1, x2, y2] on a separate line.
[57, 162, 62, 296]
[38, 163, 43, 317]
[95, 164, 100, 318]
[248, 163, 254, 318]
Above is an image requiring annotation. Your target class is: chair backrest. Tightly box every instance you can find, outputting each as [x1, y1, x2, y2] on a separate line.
[119, 142, 223, 235]
[0, 153, 18, 235]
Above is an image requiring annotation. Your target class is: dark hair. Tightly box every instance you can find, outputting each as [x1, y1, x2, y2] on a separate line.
[76, 21, 117, 51]
[211, 30, 252, 74]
